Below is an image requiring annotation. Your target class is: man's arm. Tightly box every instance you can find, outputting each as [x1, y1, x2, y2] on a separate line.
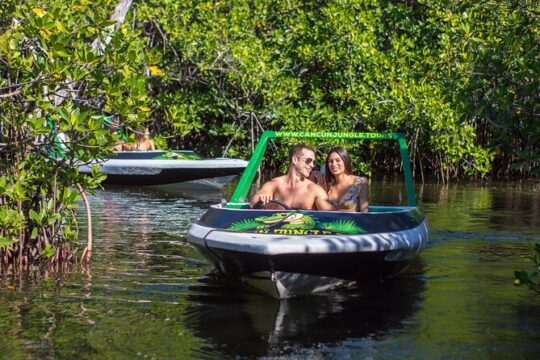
[249, 181, 277, 207]
[311, 184, 335, 211]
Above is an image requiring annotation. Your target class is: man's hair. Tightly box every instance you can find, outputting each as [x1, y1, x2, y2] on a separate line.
[288, 144, 315, 163]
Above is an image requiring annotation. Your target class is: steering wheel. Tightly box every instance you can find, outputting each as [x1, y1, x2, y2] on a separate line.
[252, 199, 291, 210]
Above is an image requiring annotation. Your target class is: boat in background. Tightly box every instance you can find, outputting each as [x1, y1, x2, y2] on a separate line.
[186, 131, 429, 298]
[78, 150, 248, 189]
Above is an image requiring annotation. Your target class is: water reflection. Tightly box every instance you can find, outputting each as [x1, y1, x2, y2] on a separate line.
[418, 181, 540, 234]
[184, 271, 425, 358]
[2, 180, 540, 359]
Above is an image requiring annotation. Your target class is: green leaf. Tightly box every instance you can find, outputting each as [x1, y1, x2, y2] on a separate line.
[0, 236, 18, 249]
[42, 244, 57, 258]
[29, 209, 43, 224]
[55, 50, 71, 58]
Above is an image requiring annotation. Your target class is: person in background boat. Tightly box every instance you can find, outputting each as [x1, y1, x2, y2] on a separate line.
[120, 127, 156, 151]
[111, 141, 125, 151]
[249, 144, 334, 210]
[325, 146, 369, 212]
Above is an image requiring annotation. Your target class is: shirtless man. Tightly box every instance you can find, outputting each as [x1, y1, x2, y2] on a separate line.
[249, 144, 334, 210]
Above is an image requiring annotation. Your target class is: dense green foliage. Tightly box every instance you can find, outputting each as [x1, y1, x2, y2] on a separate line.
[0, 0, 153, 270]
[1, 0, 539, 271]
[134, 0, 539, 179]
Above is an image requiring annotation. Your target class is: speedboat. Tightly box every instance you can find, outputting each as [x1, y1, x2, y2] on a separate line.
[186, 131, 428, 297]
[78, 150, 248, 189]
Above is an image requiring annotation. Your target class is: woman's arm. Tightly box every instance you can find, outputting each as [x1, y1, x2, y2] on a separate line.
[358, 177, 369, 212]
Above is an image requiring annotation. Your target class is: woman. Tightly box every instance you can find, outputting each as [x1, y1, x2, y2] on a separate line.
[120, 127, 156, 151]
[325, 146, 369, 212]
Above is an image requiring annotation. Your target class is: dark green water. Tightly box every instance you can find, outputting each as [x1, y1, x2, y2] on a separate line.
[1, 180, 539, 359]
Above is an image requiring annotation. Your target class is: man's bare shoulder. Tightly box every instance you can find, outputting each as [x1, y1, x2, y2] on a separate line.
[264, 175, 288, 187]
[270, 175, 288, 183]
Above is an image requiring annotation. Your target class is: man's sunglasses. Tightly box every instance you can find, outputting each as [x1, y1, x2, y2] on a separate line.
[302, 157, 314, 165]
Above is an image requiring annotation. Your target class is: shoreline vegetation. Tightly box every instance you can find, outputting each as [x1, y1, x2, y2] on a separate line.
[1, 0, 539, 275]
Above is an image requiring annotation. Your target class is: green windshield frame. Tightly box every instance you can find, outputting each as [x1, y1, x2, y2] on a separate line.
[228, 131, 416, 208]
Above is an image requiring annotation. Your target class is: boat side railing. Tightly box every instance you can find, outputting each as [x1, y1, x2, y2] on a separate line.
[220, 203, 417, 213]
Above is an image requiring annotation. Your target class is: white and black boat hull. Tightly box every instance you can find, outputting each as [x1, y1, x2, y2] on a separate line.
[186, 205, 428, 297]
[79, 151, 248, 188]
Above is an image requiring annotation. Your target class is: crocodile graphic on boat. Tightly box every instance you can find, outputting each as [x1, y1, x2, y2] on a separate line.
[227, 213, 364, 235]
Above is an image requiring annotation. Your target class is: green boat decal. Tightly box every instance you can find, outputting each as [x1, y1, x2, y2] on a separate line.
[320, 220, 366, 234]
[226, 219, 261, 232]
[153, 151, 202, 160]
[227, 213, 366, 235]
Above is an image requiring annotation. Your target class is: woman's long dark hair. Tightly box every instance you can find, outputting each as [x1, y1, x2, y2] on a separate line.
[325, 146, 353, 186]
